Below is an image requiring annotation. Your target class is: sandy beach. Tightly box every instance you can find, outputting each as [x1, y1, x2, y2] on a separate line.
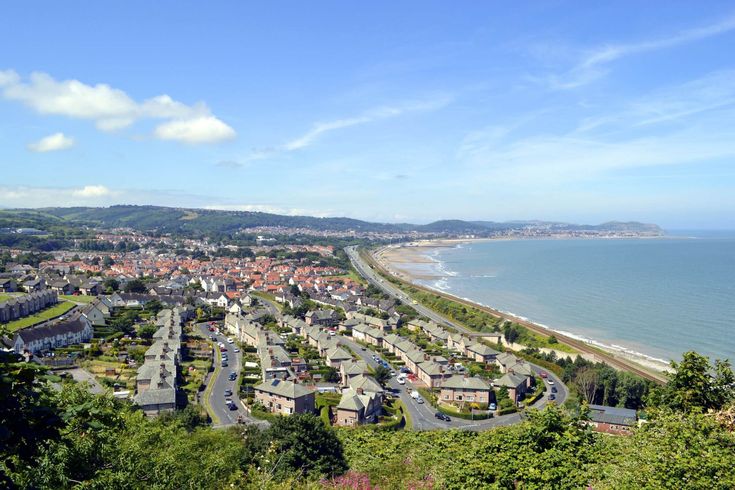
[374, 239, 475, 280]
[373, 241, 671, 378]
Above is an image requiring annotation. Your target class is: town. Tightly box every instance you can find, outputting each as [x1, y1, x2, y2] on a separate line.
[0, 226, 636, 436]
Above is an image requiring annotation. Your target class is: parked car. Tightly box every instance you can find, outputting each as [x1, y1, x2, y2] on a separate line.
[416, 397, 424, 404]
[488, 402, 497, 411]
[549, 394, 556, 401]
[400, 367, 410, 374]
[435, 412, 451, 422]
[221, 346, 227, 352]
[546, 379, 555, 385]
[540, 371, 548, 379]
[551, 386, 558, 393]
[227, 338, 234, 344]
[228, 373, 237, 381]
[397, 377, 406, 385]
[234, 348, 240, 353]
[224, 389, 233, 397]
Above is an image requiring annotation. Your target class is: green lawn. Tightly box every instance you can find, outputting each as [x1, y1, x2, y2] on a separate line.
[59, 294, 97, 304]
[0, 292, 26, 303]
[3, 300, 77, 332]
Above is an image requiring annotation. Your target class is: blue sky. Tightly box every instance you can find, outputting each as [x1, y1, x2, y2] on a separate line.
[1, 2, 734, 228]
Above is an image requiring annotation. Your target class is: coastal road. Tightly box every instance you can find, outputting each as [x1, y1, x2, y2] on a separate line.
[196, 322, 263, 427]
[346, 246, 465, 332]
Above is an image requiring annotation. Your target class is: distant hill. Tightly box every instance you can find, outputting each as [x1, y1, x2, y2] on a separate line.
[0, 205, 664, 236]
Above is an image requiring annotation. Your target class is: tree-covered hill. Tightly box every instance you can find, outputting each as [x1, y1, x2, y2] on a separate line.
[0, 205, 665, 236]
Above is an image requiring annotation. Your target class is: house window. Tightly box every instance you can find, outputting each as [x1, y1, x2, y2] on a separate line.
[443, 394, 450, 400]
[456, 395, 462, 401]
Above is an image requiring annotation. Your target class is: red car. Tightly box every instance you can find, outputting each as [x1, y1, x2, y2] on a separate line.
[540, 371, 548, 379]
[221, 347, 227, 352]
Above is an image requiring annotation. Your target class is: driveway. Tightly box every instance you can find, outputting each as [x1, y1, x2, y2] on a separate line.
[56, 367, 106, 395]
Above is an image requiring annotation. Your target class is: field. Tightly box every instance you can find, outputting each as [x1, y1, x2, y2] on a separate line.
[3, 300, 77, 332]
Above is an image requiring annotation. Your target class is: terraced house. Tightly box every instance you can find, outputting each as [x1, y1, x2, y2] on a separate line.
[11, 314, 93, 354]
[0, 290, 58, 323]
[133, 308, 184, 416]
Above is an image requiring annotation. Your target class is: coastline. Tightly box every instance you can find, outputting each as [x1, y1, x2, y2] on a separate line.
[372, 240, 671, 379]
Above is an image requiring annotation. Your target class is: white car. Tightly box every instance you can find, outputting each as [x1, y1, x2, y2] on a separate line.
[397, 377, 406, 385]
[227, 338, 234, 344]
[546, 379, 555, 385]
[234, 348, 240, 353]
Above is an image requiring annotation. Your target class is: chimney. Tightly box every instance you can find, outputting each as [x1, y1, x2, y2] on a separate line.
[356, 387, 364, 395]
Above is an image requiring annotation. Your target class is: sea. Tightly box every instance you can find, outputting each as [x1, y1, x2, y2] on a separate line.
[408, 232, 735, 366]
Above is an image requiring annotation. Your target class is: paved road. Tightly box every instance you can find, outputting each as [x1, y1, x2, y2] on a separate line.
[56, 367, 106, 394]
[340, 334, 566, 431]
[344, 246, 569, 429]
[196, 322, 262, 427]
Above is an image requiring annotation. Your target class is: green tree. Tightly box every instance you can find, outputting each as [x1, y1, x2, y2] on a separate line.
[650, 351, 735, 412]
[103, 278, 119, 293]
[263, 413, 347, 479]
[373, 365, 392, 386]
[123, 279, 147, 294]
[323, 366, 341, 383]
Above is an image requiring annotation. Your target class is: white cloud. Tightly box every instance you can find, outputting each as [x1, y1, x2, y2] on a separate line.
[27, 132, 74, 152]
[71, 185, 112, 198]
[154, 115, 236, 144]
[0, 70, 235, 144]
[549, 15, 735, 89]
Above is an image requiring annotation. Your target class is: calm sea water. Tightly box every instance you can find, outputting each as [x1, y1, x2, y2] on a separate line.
[416, 235, 735, 363]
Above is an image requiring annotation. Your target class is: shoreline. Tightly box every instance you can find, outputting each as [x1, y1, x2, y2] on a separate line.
[372, 240, 671, 380]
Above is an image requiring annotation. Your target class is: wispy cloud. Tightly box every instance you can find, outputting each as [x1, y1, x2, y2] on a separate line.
[457, 71, 735, 189]
[284, 96, 452, 151]
[0, 69, 235, 144]
[575, 69, 735, 133]
[548, 14, 735, 89]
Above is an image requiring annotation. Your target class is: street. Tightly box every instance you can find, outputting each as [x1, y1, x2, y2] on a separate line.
[195, 322, 263, 428]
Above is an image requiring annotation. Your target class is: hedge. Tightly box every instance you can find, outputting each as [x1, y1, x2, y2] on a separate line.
[498, 406, 518, 416]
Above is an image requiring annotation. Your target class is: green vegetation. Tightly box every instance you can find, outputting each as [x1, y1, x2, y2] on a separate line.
[59, 294, 96, 304]
[0, 293, 20, 303]
[2, 300, 76, 332]
[503, 322, 577, 353]
[2, 344, 735, 488]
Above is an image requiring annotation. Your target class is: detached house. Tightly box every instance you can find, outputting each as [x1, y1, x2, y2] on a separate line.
[586, 404, 637, 435]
